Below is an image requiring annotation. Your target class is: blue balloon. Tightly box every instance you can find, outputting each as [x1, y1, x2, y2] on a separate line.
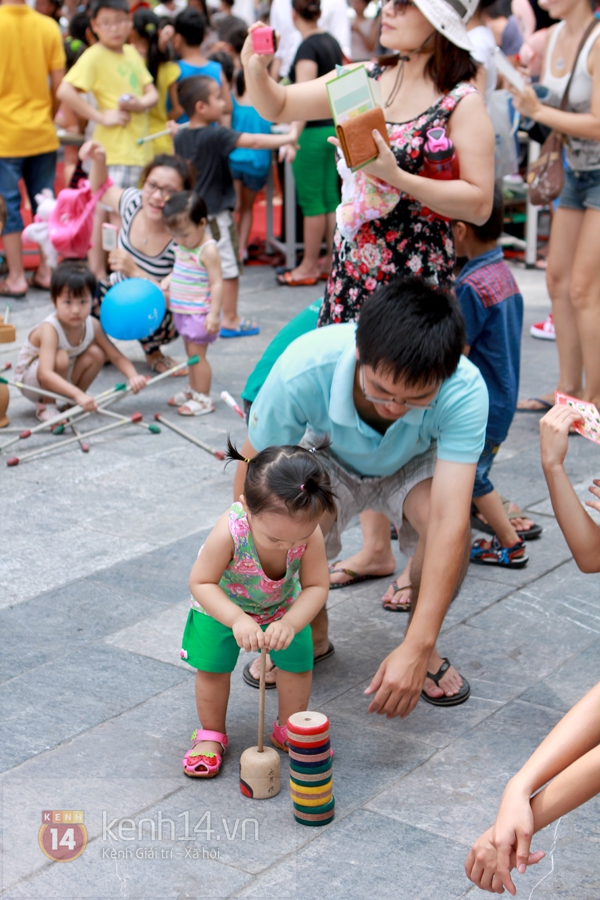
[100, 278, 166, 340]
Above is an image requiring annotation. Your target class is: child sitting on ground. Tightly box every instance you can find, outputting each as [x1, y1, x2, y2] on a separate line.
[180, 439, 333, 778]
[173, 75, 297, 338]
[466, 402, 600, 894]
[454, 186, 542, 568]
[161, 191, 223, 417]
[14, 259, 147, 421]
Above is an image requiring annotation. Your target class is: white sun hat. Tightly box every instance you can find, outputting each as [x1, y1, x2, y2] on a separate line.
[412, 0, 477, 51]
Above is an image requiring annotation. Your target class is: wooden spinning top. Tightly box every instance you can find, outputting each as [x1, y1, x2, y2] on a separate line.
[0, 307, 16, 344]
[239, 648, 281, 799]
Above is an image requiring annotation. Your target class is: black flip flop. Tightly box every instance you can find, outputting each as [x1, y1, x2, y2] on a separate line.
[470, 513, 543, 542]
[242, 642, 336, 689]
[420, 658, 470, 707]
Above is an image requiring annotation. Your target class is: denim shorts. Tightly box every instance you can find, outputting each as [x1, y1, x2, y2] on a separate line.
[558, 166, 600, 212]
[472, 439, 501, 498]
[0, 151, 57, 234]
[230, 166, 267, 193]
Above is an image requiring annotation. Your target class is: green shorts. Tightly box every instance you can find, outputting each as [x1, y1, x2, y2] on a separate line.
[292, 125, 340, 217]
[181, 609, 314, 673]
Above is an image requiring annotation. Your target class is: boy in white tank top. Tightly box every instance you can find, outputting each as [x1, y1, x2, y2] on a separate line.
[15, 259, 147, 421]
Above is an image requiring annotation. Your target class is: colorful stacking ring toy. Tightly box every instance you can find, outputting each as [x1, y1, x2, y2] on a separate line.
[287, 712, 334, 826]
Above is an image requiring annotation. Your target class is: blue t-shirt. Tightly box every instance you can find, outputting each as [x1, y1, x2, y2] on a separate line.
[455, 247, 523, 444]
[229, 96, 272, 178]
[248, 323, 488, 478]
[172, 59, 222, 123]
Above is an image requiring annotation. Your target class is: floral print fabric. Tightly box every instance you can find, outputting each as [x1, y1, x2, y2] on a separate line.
[191, 502, 306, 625]
[318, 72, 477, 326]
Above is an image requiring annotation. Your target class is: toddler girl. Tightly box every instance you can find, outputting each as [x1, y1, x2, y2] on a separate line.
[161, 191, 223, 416]
[180, 438, 334, 778]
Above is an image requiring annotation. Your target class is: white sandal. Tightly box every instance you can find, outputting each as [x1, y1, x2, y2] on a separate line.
[177, 392, 215, 417]
[168, 387, 193, 407]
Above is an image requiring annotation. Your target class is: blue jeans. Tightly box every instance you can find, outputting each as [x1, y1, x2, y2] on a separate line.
[0, 151, 57, 234]
[558, 166, 600, 212]
[473, 439, 501, 498]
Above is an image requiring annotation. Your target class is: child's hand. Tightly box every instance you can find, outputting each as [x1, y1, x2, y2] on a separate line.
[586, 478, 600, 513]
[79, 140, 106, 163]
[264, 620, 295, 652]
[279, 144, 297, 164]
[73, 390, 97, 413]
[129, 374, 148, 394]
[232, 615, 265, 652]
[205, 312, 220, 334]
[539, 405, 583, 470]
[102, 109, 131, 127]
[166, 120, 180, 136]
[118, 95, 145, 114]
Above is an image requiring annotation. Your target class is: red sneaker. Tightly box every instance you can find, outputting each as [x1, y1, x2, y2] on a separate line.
[530, 314, 555, 341]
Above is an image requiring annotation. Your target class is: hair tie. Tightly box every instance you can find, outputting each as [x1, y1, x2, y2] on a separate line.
[244, 457, 251, 464]
[145, 22, 157, 34]
[300, 483, 305, 491]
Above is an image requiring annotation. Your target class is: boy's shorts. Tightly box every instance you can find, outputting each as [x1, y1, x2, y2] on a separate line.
[0, 151, 57, 234]
[107, 165, 145, 189]
[304, 438, 437, 559]
[230, 166, 268, 194]
[181, 609, 314, 673]
[472, 438, 501, 498]
[172, 312, 218, 346]
[208, 210, 242, 279]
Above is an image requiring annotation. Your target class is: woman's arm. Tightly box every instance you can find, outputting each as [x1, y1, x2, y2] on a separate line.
[539, 405, 600, 572]
[511, 30, 600, 141]
[79, 140, 124, 210]
[353, 91, 495, 225]
[240, 25, 338, 123]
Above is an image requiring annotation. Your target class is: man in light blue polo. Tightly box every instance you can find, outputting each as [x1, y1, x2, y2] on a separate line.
[233, 278, 488, 718]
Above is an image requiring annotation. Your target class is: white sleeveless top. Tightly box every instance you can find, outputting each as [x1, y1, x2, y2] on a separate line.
[15, 312, 95, 377]
[542, 20, 600, 171]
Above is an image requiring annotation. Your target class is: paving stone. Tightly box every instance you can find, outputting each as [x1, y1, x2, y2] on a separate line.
[520, 638, 600, 712]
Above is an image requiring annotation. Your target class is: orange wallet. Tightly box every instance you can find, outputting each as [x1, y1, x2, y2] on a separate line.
[335, 107, 390, 171]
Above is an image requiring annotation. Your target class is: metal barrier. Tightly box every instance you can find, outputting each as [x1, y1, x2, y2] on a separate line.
[265, 160, 302, 270]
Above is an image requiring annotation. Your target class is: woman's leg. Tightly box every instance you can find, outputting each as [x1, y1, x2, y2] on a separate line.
[194, 670, 231, 756]
[186, 341, 211, 395]
[568, 208, 600, 407]
[519, 207, 584, 409]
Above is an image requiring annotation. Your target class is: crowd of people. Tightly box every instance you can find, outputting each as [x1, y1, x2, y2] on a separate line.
[2, 0, 600, 890]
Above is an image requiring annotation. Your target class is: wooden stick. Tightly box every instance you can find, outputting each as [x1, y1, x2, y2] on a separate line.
[6, 416, 140, 466]
[154, 413, 224, 459]
[4, 305, 10, 325]
[221, 390, 245, 419]
[137, 122, 189, 144]
[96, 407, 160, 433]
[0, 376, 73, 405]
[1, 362, 12, 371]
[71, 421, 90, 452]
[258, 648, 266, 754]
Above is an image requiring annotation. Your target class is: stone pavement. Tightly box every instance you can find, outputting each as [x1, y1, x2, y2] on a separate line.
[2, 262, 600, 900]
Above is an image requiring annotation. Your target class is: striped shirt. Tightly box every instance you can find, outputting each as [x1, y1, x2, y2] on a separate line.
[169, 239, 216, 315]
[110, 188, 176, 286]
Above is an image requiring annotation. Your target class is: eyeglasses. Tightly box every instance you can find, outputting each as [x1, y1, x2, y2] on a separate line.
[93, 17, 130, 29]
[143, 180, 176, 200]
[359, 367, 437, 410]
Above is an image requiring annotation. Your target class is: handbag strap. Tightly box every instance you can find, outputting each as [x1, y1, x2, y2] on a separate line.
[559, 19, 598, 111]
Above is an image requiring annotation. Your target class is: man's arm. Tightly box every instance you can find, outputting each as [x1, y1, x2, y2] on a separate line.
[365, 459, 475, 718]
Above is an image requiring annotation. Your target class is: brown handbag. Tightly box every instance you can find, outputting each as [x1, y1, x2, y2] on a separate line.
[527, 20, 597, 206]
[335, 106, 391, 171]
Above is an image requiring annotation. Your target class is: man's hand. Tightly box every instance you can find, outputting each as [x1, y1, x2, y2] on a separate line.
[102, 108, 131, 127]
[364, 641, 430, 718]
[264, 619, 295, 652]
[232, 615, 265, 652]
[539, 405, 582, 471]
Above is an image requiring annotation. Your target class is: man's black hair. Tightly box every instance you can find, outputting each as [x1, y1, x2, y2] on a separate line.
[89, 0, 129, 19]
[174, 7, 206, 46]
[355, 277, 465, 387]
[470, 183, 504, 243]
[50, 260, 97, 302]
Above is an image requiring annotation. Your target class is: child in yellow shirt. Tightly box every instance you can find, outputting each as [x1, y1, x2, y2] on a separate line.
[57, 0, 159, 188]
[129, 9, 180, 155]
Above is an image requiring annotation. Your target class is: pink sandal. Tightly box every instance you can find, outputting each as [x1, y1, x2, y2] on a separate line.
[182, 728, 228, 778]
[270, 719, 289, 752]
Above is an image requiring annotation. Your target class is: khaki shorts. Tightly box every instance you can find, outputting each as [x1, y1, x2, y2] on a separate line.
[209, 210, 241, 280]
[303, 439, 437, 560]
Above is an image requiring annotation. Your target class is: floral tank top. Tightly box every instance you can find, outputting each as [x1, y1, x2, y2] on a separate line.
[319, 71, 477, 326]
[192, 503, 306, 625]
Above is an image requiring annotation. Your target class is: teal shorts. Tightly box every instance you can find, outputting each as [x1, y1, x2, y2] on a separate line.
[181, 609, 314, 673]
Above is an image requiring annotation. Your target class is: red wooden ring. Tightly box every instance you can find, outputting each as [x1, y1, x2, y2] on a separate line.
[286, 711, 329, 736]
